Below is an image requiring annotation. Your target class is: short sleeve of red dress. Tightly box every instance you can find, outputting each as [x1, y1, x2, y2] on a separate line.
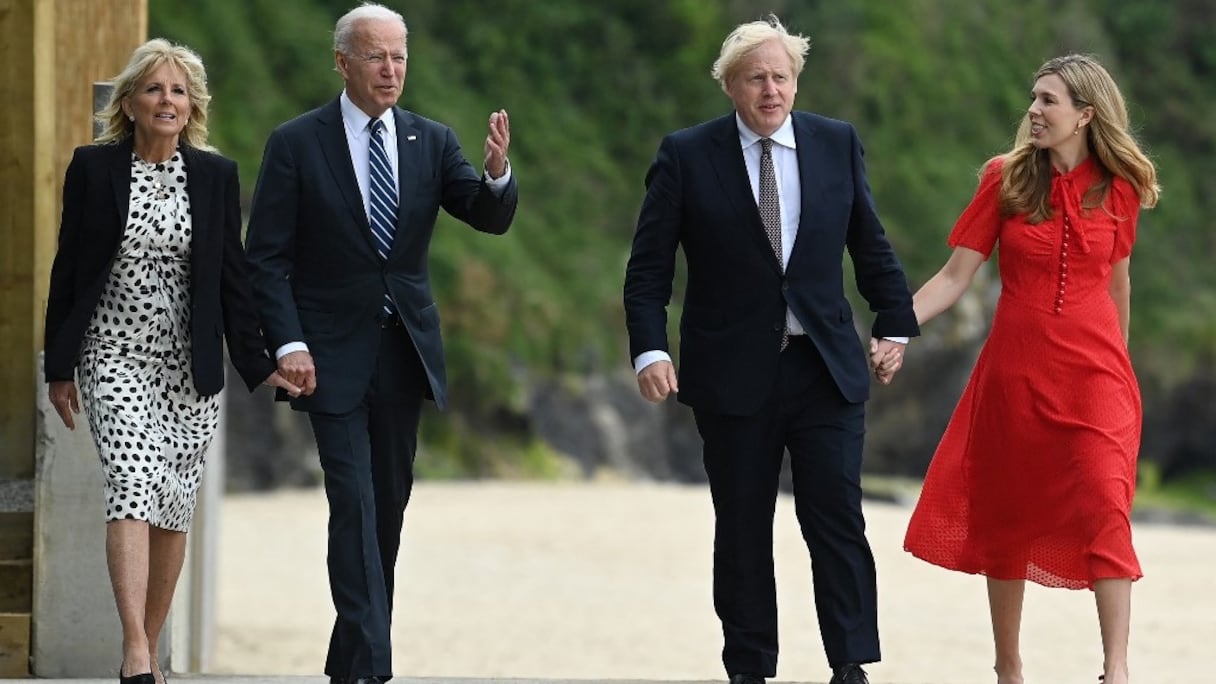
[1109, 178, 1141, 264]
[947, 157, 1005, 259]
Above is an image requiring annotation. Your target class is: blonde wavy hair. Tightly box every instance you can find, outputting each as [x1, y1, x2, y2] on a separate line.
[95, 38, 215, 151]
[1000, 54, 1159, 222]
[711, 14, 810, 91]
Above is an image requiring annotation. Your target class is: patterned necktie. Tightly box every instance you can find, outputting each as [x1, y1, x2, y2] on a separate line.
[759, 138, 789, 350]
[368, 118, 398, 315]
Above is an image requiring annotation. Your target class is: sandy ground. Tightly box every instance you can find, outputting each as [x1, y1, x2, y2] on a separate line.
[212, 482, 1215, 684]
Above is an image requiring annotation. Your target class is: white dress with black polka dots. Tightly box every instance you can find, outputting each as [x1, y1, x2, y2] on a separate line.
[77, 152, 218, 532]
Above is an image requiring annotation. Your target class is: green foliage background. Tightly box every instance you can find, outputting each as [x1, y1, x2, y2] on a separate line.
[149, 0, 1215, 473]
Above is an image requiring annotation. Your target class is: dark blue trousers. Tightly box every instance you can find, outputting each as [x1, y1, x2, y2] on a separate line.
[309, 325, 425, 681]
[694, 335, 880, 677]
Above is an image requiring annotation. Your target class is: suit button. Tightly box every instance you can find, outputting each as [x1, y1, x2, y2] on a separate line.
[781, 281, 789, 291]
[772, 323, 783, 331]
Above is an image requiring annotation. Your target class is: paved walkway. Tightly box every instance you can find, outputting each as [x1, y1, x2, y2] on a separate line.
[1, 680, 819, 684]
[208, 483, 1213, 684]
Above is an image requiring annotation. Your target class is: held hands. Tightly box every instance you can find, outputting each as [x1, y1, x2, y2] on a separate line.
[869, 338, 906, 386]
[484, 109, 510, 179]
[263, 370, 303, 398]
[48, 380, 81, 430]
[276, 350, 317, 396]
[637, 360, 678, 403]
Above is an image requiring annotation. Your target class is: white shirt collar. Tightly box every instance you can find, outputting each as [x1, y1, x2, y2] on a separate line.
[340, 90, 396, 138]
[736, 113, 796, 150]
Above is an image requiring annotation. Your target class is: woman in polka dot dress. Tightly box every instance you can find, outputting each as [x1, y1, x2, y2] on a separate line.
[43, 40, 299, 684]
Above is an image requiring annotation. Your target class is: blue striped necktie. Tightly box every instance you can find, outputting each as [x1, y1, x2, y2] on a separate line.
[368, 118, 398, 315]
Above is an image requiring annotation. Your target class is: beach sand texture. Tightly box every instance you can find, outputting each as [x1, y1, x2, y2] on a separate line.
[214, 482, 1213, 684]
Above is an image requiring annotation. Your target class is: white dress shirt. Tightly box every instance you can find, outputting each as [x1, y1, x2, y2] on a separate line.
[340, 91, 400, 222]
[738, 115, 805, 337]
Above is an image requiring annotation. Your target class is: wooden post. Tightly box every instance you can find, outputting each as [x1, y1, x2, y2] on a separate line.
[1, 2, 145, 675]
[0, 0, 147, 477]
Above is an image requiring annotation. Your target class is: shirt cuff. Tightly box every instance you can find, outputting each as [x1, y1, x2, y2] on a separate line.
[275, 341, 309, 360]
[633, 350, 672, 375]
[882, 336, 910, 344]
[484, 160, 512, 192]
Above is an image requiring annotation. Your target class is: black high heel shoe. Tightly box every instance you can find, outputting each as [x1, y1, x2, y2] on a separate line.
[119, 669, 155, 684]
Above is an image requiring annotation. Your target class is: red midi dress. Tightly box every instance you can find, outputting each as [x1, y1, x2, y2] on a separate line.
[903, 156, 1143, 589]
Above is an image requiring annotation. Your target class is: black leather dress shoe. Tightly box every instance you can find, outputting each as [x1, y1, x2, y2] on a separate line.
[328, 678, 345, 684]
[829, 664, 870, 684]
[350, 678, 382, 684]
[728, 675, 764, 684]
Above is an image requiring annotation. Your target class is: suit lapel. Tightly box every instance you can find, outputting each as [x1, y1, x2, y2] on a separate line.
[708, 115, 782, 274]
[314, 98, 379, 256]
[389, 107, 420, 261]
[182, 146, 211, 259]
[109, 136, 135, 232]
[788, 113, 824, 269]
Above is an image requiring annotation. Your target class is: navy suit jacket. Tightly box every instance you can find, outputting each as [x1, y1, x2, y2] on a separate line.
[624, 112, 918, 415]
[245, 97, 518, 413]
[43, 137, 275, 395]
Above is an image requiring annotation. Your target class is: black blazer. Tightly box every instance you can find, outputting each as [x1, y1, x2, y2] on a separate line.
[624, 112, 919, 416]
[43, 137, 276, 395]
[244, 97, 518, 414]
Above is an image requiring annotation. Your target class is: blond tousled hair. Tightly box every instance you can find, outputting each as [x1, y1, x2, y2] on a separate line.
[95, 38, 214, 151]
[711, 14, 810, 92]
[1000, 54, 1159, 222]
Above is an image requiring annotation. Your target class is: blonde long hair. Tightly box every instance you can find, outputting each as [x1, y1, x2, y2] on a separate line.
[95, 38, 215, 151]
[999, 54, 1159, 222]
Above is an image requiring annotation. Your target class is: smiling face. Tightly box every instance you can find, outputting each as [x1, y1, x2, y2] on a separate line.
[1026, 73, 1094, 152]
[123, 61, 190, 146]
[336, 18, 407, 118]
[725, 40, 798, 137]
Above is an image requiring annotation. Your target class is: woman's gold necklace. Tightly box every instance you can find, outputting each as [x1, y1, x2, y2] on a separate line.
[151, 165, 171, 201]
[140, 157, 175, 201]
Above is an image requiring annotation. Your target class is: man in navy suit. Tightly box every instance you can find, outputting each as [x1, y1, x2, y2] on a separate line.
[623, 15, 916, 684]
[244, 4, 516, 683]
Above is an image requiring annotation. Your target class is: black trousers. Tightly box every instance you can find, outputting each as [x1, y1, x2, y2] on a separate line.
[693, 335, 880, 677]
[309, 324, 426, 680]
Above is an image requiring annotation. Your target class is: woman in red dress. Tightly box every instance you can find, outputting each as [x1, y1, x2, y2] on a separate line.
[882, 55, 1160, 684]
